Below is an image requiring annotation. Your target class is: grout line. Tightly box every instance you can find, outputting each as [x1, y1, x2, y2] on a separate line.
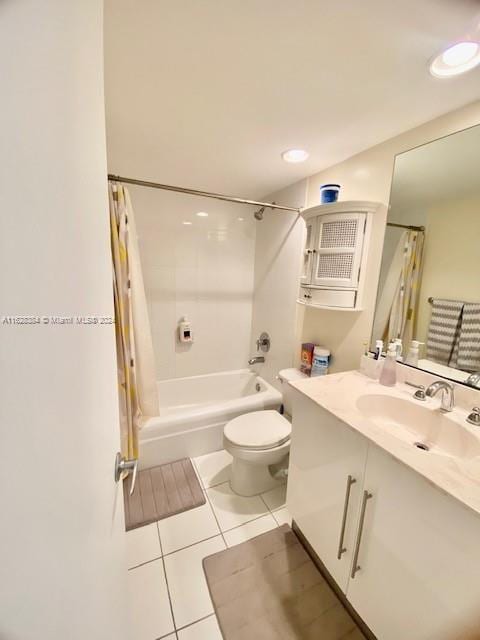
[127, 554, 163, 571]
[157, 522, 178, 636]
[192, 458, 228, 548]
[175, 613, 216, 635]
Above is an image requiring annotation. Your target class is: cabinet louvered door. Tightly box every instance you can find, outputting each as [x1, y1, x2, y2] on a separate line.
[300, 218, 315, 285]
[311, 213, 366, 289]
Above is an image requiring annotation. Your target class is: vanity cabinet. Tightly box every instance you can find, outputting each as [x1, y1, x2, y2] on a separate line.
[288, 389, 480, 640]
[287, 393, 368, 592]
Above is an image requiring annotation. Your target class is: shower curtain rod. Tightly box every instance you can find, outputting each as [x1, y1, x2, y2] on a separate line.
[387, 222, 425, 232]
[108, 174, 301, 213]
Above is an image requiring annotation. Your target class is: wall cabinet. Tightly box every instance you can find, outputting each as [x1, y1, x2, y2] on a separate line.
[299, 201, 379, 310]
[288, 390, 480, 640]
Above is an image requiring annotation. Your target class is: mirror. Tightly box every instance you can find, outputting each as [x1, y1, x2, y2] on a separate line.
[371, 124, 480, 387]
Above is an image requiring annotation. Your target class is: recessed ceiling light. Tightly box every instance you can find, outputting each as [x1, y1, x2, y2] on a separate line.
[430, 41, 480, 77]
[196, 211, 208, 217]
[182, 221, 192, 225]
[237, 217, 244, 221]
[282, 148, 309, 163]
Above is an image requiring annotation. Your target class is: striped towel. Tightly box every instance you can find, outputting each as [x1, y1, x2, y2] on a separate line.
[426, 299, 464, 367]
[457, 304, 480, 372]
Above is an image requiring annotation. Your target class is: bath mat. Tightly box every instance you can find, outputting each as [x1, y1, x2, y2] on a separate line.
[124, 458, 205, 531]
[203, 524, 366, 640]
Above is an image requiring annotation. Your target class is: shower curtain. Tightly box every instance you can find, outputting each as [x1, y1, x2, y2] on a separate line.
[375, 228, 424, 348]
[109, 182, 159, 460]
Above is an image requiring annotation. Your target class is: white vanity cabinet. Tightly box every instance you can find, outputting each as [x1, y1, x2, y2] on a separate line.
[287, 392, 368, 592]
[347, 445, 480, 640]
[288, 389, 480, 640]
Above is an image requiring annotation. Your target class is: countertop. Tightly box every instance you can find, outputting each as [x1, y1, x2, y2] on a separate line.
[290, 370, 480, 518]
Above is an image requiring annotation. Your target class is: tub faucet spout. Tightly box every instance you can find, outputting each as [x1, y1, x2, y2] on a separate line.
[248, 356, 265, 365]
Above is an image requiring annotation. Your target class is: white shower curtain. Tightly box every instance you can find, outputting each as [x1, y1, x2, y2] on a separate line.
[109, 182, 158, 460]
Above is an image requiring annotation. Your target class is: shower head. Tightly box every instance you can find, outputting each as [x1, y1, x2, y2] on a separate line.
[254, 206, 266, 221]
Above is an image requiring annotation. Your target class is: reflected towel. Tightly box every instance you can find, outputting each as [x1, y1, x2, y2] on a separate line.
[426, 299, 464, 367]
[457, 304, 480, 373]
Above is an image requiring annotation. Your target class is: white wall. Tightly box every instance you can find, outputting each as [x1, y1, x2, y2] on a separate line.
[250, 181, 308, 388]
[127, 185, 256, 379]
[301, 100, 480, 373]
[0, 2, 128, 638]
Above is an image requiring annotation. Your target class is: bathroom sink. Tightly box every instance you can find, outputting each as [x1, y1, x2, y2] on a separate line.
[356, 394, 480, 460]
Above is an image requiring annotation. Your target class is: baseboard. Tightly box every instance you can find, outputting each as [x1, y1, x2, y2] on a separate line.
[292, 520, 377, 640]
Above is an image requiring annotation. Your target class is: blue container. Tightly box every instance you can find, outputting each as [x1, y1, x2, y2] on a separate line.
[320, 183, 340, 204]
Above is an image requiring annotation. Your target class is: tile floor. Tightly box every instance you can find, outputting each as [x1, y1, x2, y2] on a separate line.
[126, 449, 292, 639]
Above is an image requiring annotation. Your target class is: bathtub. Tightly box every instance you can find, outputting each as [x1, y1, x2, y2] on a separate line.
[139, 369, 282, 468]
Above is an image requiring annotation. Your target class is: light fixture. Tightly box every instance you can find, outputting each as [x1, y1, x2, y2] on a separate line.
[430, 41, 480, 77]
[182, 221, 192, 226]
[281, 148, 309, 163]
[237, 217, 244, 221]
[196, 211, 208, 217]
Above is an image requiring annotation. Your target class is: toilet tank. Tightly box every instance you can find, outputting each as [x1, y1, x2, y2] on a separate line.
[278, 368, 308, 417]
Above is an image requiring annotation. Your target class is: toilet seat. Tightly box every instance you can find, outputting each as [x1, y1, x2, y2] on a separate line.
[224, 410, 291, 451]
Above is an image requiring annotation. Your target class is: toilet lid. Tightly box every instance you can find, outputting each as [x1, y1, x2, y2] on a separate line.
[224, 410, 291, 451]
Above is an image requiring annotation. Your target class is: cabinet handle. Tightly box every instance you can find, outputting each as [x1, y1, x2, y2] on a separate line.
[337, 475, 356, 559]
[351, 490, 373, 579]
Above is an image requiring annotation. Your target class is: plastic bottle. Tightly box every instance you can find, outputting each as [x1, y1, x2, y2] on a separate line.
[393, 338, 403, 361]
[405, 340, 424, 366]
[311, 347, 330, 377]
[373, 340, 383, 360]
[379, 342, 397, 387]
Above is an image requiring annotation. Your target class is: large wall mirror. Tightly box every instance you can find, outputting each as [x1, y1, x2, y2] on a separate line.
[371, 124, 480, 387]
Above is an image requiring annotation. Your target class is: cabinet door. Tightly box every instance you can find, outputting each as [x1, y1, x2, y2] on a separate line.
[287, 391, 368, 592]
[311, 213, 366, 289]
[347, 445, 480, 640]
[300, 218, 315, 285]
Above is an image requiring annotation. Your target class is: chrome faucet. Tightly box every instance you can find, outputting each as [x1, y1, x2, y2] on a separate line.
[425, 380, 455, 412]
[248, 355, 265, 365]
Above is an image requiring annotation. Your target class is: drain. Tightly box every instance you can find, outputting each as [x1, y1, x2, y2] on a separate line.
[414, 441, 430, 451]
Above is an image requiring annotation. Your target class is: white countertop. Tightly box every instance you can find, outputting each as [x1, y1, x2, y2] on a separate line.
[290, 370, 480, 518]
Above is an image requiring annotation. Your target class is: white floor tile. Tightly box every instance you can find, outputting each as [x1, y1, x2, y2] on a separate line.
[128, 559, 174, 640]
[272, 506, 292, 527]
[206, 481, 269, 531]
[126, 523, 162, 569]
[193, 450, 232, 488]
[223, 514, 278, 547]
[164, 535, 225, 629]
[177, 615, 222, 640]
[158, 502, 220, 555]
[261, 483, 287, 512]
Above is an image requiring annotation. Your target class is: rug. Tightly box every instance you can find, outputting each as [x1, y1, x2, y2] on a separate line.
[124, 458, 205, 531]
[203, 524, 365, 639]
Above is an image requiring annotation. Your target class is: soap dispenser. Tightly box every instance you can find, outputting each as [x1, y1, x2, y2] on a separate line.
[379, 342, 397, 387]
[405, 340, 424, 366]
[178, 316, 193, 343]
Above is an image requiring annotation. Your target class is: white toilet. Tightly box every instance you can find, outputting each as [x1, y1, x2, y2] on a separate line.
[223, 368, 307, 496]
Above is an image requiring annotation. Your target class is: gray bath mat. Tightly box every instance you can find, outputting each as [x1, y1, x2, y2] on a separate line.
[124, 458, 205, 531]
[203, 524, 365, 640]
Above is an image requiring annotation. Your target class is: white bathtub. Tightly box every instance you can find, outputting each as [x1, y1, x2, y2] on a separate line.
[139, 369, 282, 468]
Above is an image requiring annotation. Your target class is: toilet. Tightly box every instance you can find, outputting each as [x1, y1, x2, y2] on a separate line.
[223, 368, 307, 496]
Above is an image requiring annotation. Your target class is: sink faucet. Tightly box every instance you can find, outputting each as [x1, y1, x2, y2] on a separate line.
[425, 380, 455, 412]
[248, 356, 265, 365]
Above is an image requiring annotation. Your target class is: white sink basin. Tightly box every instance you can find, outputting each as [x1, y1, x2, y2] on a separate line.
[356, 394, 480, 460]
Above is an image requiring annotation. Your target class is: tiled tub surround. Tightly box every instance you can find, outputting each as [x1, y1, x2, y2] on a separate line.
[139, 370, 282, 467]
[290, 367, 480, 516]
[126, 450, 291, 640]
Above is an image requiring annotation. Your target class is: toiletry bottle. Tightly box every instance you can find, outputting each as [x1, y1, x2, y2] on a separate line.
[405, 340, 424, 366]
[393, 338, 403, 361]
[311, 347, 330, 377]
[374, 340, 383, 360]
[379, 342, 397, 387]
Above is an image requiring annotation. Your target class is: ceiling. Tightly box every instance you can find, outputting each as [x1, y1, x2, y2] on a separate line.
[104, 0, 480, 199]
